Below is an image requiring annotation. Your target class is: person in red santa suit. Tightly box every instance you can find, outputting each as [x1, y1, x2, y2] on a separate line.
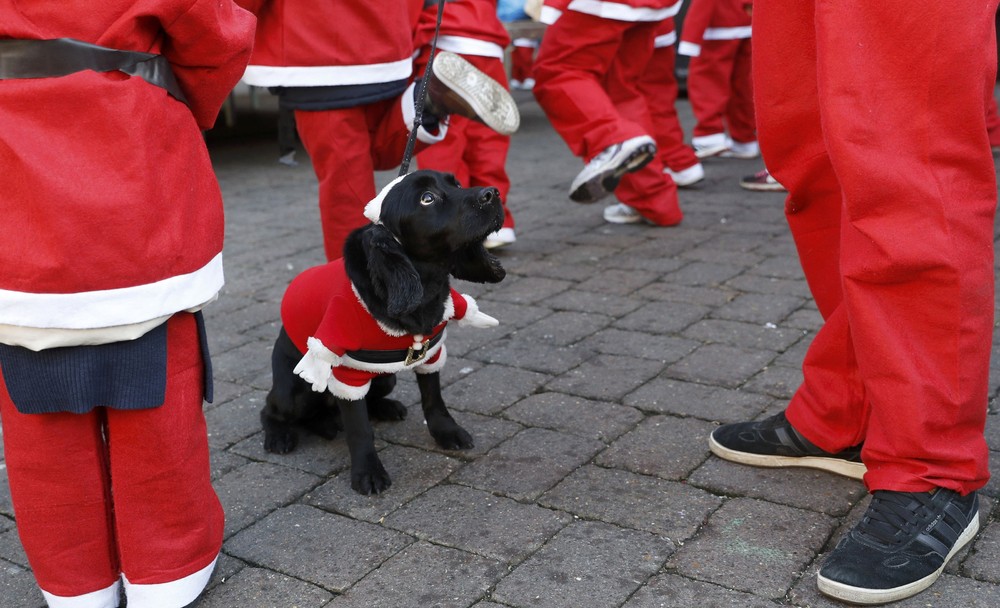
[677, 0, 756, 159]
[413, 0, 519, 249]
[633, 17, 704, 188]
[709, 0, 997, 604]
[510, 36, 539, 90]
[242, 0, 520, 261]
[532, 0, 686, 226]
[0, 2, 255, 607]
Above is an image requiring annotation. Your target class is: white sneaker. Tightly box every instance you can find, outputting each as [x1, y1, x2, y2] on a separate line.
[739, 169, 786, 192]
[664, 163, 705, 187]
[569, 135, 657, 204]
[721, 140, 761, 159]
[484, 227, 516, 249]
[510, 79, 523, 90]
[692, 133, 729, 159]
[603, 203, 645, 224]
[521, 77, 536, 90]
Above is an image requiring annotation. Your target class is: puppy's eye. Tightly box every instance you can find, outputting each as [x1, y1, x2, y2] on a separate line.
[420, 192, 436, 206]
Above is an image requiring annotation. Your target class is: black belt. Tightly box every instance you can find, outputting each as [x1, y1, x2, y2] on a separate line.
[347, 331, 444, 366]
[0, 38, 188, 105]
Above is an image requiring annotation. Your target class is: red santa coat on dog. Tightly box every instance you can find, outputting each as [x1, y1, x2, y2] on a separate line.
[0, 2, 254, 606]
[282, 258, 494, 400]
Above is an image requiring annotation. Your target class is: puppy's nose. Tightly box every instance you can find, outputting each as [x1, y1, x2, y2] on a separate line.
[479, 187, 500, 205]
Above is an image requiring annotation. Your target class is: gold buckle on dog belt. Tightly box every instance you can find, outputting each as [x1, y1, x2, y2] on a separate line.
[346, 331, 444, 366]
[0, 38, 188, 106]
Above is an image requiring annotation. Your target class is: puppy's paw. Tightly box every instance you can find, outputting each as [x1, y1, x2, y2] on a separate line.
[367, 397, 408, 421]
[312, 409, 343, 439]
[263, 428, 299, 454]
[429, 423, 474, 451]
[350, 454, 392, 495]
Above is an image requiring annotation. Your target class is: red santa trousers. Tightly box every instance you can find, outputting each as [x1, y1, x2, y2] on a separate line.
[416, 55, 515, 230]
[755, 0, 997, 494]
[0, 313, 222, 605]
[635, 42, 700, 173]
[533, 12, 682, 225]
[687, 37, 755, 143]
[511, 41, 536, 83]
[294, 98, 420, 261]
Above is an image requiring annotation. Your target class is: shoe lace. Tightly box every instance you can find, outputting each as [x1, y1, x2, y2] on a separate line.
[856, 491, 935, 546]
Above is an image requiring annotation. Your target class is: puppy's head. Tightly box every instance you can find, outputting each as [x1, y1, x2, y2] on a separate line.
[364, 170, 507, 284]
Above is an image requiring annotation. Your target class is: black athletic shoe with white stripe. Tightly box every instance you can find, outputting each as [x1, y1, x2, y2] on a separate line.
[818, 489, 980, 605]
[708, 411, 866, 480]
[568, 135, 656, 204]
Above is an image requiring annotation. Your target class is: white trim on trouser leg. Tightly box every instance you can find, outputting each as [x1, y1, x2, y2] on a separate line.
[122, 557, 217, 608]
[42, 580, 120, 608]
[401, 82, 448, 144]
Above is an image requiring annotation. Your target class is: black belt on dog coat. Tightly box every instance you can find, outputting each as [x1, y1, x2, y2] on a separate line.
[0, 38, 188, 105]
[347, 330, 444, 366]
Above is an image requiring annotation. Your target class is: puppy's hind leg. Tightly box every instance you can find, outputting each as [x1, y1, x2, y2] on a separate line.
[365, 374, 408, 421]
[338, 398, 392, 495]
[417, 372, 473, 450]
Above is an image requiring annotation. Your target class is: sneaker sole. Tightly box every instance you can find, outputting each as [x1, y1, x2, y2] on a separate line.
[739, 182, 786, 192]
[432, 52, 520, 135]
[694, 144, 729, 159]
[816, 512, 980, 605]
[569, 143, 656, 204]
[708, 433, 867, 480]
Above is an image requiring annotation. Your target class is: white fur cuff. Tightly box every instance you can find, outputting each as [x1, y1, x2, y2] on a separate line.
[293, 337, 342, 393]
[457, 295, 498, 328]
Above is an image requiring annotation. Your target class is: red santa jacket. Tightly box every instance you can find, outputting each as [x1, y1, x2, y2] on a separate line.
[540, 0, 682, 24]
[414, 0, 511, 59]
[678, 0, 752, 57]
[243, 0, 425, 87]
[282, 258, 495, 400]
[0, 1, 255, 347]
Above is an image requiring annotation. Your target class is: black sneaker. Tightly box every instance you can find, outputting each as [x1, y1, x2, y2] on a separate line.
[568, 135, 657, 204]
[708, 411, 866, 480]
[817, 489, 980, 605]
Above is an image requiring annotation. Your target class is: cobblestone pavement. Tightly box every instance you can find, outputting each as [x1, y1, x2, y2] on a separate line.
[3, 93, 1000, 608]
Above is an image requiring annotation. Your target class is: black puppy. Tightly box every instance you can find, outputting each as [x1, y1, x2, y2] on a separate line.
[261, 170, 506, 494]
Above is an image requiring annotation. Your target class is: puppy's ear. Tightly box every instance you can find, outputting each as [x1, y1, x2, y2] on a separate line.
[451, 244, 506, 284]
[364, 225, 424, 316]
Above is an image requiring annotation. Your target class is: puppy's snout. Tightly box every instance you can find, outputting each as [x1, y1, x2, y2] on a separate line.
[479, 187, 500, 206]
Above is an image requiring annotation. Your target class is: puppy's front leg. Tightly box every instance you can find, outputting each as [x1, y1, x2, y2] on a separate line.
[417, 372, 473, 450]
[338, 398, 391, 495]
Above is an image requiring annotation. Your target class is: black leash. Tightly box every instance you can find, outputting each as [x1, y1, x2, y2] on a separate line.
[398, 0, 448, 176]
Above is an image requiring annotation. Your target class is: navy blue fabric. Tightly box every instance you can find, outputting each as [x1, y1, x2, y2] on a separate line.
[274, 80, 409, 110]
[195, 311, 213, 404]
[0, 323, 168, 414]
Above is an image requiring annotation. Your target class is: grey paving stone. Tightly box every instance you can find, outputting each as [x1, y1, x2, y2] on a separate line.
[328, 541, 503, 608]
[681, 318, 806, 352]
[491, 520, 671, 608]
[678, 244, 765, 268]
[958, 519, 1000, 583]
[667, 497, 836, 598]
[612, 301, 712, 335]
[741, 365, 803, 400]
[546, 354, 665, 402]
[377, 406, 524, 459]
[518, 311, 613, 348]
[575, 268, 661, 296]
[209, 449, 251, 482]
[450, 427, 604, 501]
[198, 566, 333, 607]
[623, 377, 774, 422]
[442, 364, 550, 415]
[225, 504, 413, 593]
[663, 261, 748, 288]
[0, 528, 28, 569]
[305, 444, 463, 524]
[727, 273, 812, 299]
[229, 429, 355, 478]
[0, 560, 44, 608]
[539, 465, 722, 542]
[502, 392, 643, 443]
[665, 343, 776, 388]
[748, 255, 810, 281]
[621, 573, 775, 608]
[596, 415, 716, 481]
[383, 484, 571, 562]
[205, 392, 269, 450]
[545, 289, 645, 318]
[0, 468, 11, 520]
[214, 461, 320, 538]
[468, 336, 591, 375]
[633, 282, 738, 309]
[489, 275, 574, 305]
[687, 457, 867, 517]
[783, 308, 823, 332]
[577, 328, 699, 363]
